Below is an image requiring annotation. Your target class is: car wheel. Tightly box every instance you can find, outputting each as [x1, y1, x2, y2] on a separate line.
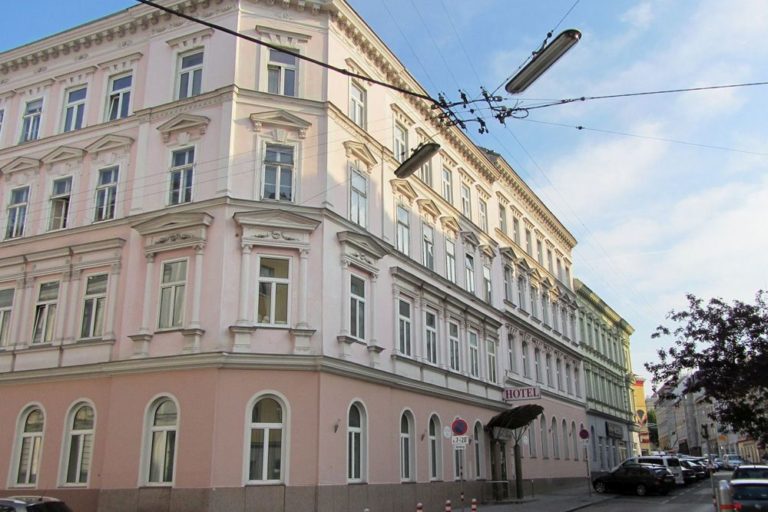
[594, 481, 607, 494]
[636, 484, 648, 496]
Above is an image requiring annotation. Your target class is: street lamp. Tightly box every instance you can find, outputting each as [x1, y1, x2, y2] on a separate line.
[505, 29, 582, 95]
[394, 142, 441, 179]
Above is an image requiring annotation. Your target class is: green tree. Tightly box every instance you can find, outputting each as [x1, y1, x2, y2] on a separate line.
[645, 291, 768, 443]
[647, 409, 659, 446]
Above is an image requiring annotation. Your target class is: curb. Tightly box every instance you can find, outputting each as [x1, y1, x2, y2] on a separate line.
[561, 495, 616, 512]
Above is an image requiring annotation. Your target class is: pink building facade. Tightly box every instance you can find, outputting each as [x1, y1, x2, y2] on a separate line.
[0, 1, 594, 511]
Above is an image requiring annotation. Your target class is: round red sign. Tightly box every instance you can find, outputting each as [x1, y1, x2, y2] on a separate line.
[579, 428, 589, 440]
[451, 418, 468, 436]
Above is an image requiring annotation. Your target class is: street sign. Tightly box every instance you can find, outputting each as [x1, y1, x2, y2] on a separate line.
[443, 426, 452, 439]
[452, 435, 470, 449]
[502, 386, 541, 403]
[579, 428, 590, 440]
[451, 418, 468, 436]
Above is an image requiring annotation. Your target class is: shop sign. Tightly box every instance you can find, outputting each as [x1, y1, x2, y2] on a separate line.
[502, 386, 541, 402]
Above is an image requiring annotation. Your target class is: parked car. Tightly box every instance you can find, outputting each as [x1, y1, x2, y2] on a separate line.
[593, 463, 676, 496]
[0, 496, 73, 512]
[620, 455, 685, 485]
[732, 465, 768, 481]
[681, 459, 707, 480]
[709, 455, 725, 471]
[724, 454, 746, 470]
[729, 479, 768, 511]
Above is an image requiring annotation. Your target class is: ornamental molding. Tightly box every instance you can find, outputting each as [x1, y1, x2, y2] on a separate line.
[1, 156, 39, 176]
[132, 211, 213, 254]
[156, 113, 210, 143]
[390, 178, 417, 203]
[416, 198, 440, 219]
[337, 230, 388, 274]
[390, 103, 415, 127]
[439, 214, 459, 236]
[54, 66, 98, 84]
[41, 146, 85, 165]
[235, 209, 320, 249]
[85, 134, 134, 155]
[165, 28, 214, 49]
[343, 140, 377, 171]
[255, 25, 312, 48]
[249, 109, 311, 139]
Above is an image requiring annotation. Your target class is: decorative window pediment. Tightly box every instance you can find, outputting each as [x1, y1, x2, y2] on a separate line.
[496, 191, 510, 206]
[249, 110, 311, 139]
[234, 209, 320, 249]
[461, 230, 480, 248]
[337, 230, 387, 274]
[459, 168, 475, 185]
[390, 179, 417, 203]
[500, 246, 523, 262]
[517, 258, 533, 273]
[439, 214, 460, 235]
[416, 198, 440, 218]
[440, 150, 457, 169]
[390, 104, 415, 127]
[156, 113, 210, 143]
[85, 134, 134, 155]
[97, 52, 143, 73]
[343, 140, 377, 171]
[479, 244, 495, 259]
[345, 58, 371, 80]
[166, 28, 214, 50]
[133, 211, 213, 253]
[255, 25, 311, 48]
[41, 146, 85, 165]
[476, 184, 491, 201]
[1, 156, 39, 175]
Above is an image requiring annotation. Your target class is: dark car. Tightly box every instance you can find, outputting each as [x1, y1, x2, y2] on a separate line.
[593, 463, 676, 496]
[0, 497, 73, 512]
[680, 464, 696, 484]
[732, 465, 768, 481]
[681, 459, 707, 480]
[730, 479, 768, 511]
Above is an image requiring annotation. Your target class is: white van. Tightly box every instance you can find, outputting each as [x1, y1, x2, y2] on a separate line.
[620, 455, 685, 485]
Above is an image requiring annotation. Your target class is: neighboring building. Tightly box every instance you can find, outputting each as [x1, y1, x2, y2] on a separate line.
[0, 1, 591, 511]
[575, 279, 635, 471]
[631, 376, 650, 455]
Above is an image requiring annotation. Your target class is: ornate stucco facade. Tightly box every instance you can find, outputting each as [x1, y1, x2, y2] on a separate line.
[0, 1, 607, 511]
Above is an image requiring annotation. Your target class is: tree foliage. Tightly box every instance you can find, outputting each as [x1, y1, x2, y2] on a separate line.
[645, 291, 768, 443]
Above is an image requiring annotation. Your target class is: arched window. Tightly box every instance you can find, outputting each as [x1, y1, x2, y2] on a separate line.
[146, 397, 177, 484]
[551, 417, 560, 459]
[348, 402, 367, 482]
[540, 415, 548, 458]
[562, 419, 569, 460]
[571, 422, 579, 461]
[16, 407, 44, 485]
[528, 420, 537, 457]
[473, 422, 484, 479]
[248, 396, 284, 483]
[428, 415, 442, 481]
[400, 411, 415, 481]
[64, 403, 95, 484]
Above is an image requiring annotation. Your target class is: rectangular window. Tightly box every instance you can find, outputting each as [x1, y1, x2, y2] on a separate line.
[0, 288, 14, 347]
[20, 99, 43, 142]
[556, 359, 563, 390]
[468, 331, 479, 378]
[350, 166, 367, 228]
[0, 110, 4, 138]
[517, 276, 525, 309]
[6, 186, 29, 239]
[482, 265, 492, 302]
[449, 321, 460, 372]
[507, 333, 517, 373]
[478, 199, 488, 231]
[441, 168, 453, 203]
[503, 266, 513, 301]
[107, 74, 132, 121]
[32, 281, 59, 344]
[513, 217, 520, 245]
[257, 258, 289, 325]
[422, 224, 434, 270]
[499, 205, 507, 235]
[350, 275, 365, 340]
[522, 342, 530, 378]
[425, 310, 437, 364]
[48, 177, 72, 231]
[268, 48, 297, 97]
[566, 364, 572, 394]
[177, 50, 203, 99]
[396, 206, 409, 255]
[158, 260, 186, 329]
[393, 122, 408, 163]
[460, 184, 471, 218]
[545, 354, 553, 386]
[263, 144, 294, 201]
[537, 240, 544, 265]
[62, 86, 86, 132]
[169, 147, 194, 205]
[547, 249, 553, 273]
[487, 340, 497, 384]
[94, 167, 119, 222]
[525, 229, 532, 255]
[464, 253, 475, 294]
[80, 274, 108, 338]
[349, 82, 366, 128]
[530, 286, 538, 318]
[575, 368, 581, 397]
[398, 299, 412, 356]
[419, 157, 433, 187]
[556, 258, 563, 281]
[534, 349, 542, 383]
[445, 239, 456, 283]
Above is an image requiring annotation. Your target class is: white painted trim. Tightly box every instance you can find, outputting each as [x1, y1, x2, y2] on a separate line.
[138, 393, 180, 487]
[242, 390, 291, 486]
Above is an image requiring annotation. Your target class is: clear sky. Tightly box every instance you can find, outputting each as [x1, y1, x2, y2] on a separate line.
[3, 1, 767, 392]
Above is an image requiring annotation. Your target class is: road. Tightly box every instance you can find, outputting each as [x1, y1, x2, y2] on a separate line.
[581, 474, 727, 512]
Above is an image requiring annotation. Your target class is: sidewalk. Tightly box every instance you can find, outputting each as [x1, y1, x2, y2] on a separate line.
[474, 486, 614, 512]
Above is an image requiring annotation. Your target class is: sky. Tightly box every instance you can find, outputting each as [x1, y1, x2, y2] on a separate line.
[2, 0, 767, 392]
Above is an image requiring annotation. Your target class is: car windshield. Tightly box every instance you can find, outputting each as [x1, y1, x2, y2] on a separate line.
[667, 458, 680, 467]
[732, 484, 768, 501]
[734, 468, 768, 479]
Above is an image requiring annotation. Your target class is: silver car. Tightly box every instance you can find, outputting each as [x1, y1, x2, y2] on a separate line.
[0, 497, 73, 512]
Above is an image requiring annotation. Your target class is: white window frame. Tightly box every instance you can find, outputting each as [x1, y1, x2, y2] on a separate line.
[80, 273, 108, 339]
[267, 48, 298, 97]
[464, 253, 475, 294]
[143, 396, 178, 485]
[176, 49, 204, 100]
[6, 186, 30, 239]
[399, 411, 415, 481]
[48, 176, 73, 231]
[393, 122, 408, 163]
[396, 205, 410, 255]
[424, 309, 438, 365]
[449, 321, 460, 372]
[534, 348, 542, 383]
[556, 358, 563, 391]
[0, 288, 14, 347]
[513, 217, 520, 245]
[397, 298, 412, 356]
[13, 406, 45, 487]
[350, 274, 366, 341]
[20, 98, 43, 143]
[503, 266, 513, 302]
[428, 415, 442, 481]
[349, 81, 366, 128]
[445, 238, 456, 283]
[422, 223, 434, 270]
[499, 205, 507, 234]
[460, 184, 471, 218]
[545, 353, 553, 387]
[482, 264, 492, 302]
[169, 146, 195, 205]
[521, 341, 530, 378]
[62, 86, 87, 133]
[473, 422, 484, 479]
[262, 143, 295, 202]
[157, 259, 187, 330]
[517, 276, 525, 309]
[349, 164, 367, 228]
[106, 73, 132, 121]
[486, 339, 497, 384]
[468, 331, 480, 378]
[507, 333, 517, 374]
[61, 402, 95, 486]
[478, 199, 488, 231]
[419, 157, 433, 187]
[575, 367, 581, 397]
[441, 168, 453, 203]
[32, 281, 59, 344]
[246, 395, 285, 484]
[347, 402, 367, 483]
[256, 256, 291, 326]
[94, 166, 119, 222]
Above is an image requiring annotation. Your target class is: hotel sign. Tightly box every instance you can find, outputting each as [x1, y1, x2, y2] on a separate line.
[502, 386, 541, 403]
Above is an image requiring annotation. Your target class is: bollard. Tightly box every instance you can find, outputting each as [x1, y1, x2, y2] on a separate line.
[444, 499, 452, 512]
[416, 502, 423, 512]
[470, 498, 478, 512]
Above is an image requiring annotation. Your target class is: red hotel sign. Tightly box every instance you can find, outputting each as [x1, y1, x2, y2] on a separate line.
[503, 386, 542, 402]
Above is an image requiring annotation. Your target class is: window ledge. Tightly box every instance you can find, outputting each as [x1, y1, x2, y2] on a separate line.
[337, 335, 366, 346]
[154, 328, 185, 334]
[244, 481, 285, 487]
